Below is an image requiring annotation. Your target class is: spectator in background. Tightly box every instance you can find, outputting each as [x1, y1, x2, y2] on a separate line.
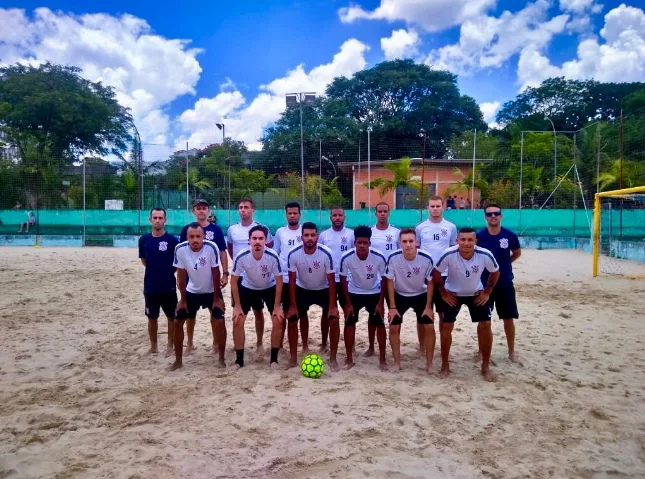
[207, 212, 216, 224]
[459, 197, 466, 209]
[18, 211, 36, 233]
[466, 198, 471, 209]
[12, 201, 22, 210]
[446, 196, 455, 210]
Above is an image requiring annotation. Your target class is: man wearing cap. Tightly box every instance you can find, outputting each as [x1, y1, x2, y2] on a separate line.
[179, 199, 229, 356]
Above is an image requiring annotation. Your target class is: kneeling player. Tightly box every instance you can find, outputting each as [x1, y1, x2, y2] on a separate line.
[433, 227, 500, 381]
[384, 228, 436, 373]
[286, 222, 340, 370]
[231, 225, 284, 369]
[339, 225, 388, 370]
[171, 223, 225, 371]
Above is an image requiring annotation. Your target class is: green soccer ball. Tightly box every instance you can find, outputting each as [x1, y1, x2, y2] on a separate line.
[301, 353, 325, 379]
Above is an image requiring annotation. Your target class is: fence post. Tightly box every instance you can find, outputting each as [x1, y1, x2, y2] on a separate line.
[519, 132, 524, 234]
[185, 142, 189, 217]
[83, 156, 86, 241]
[471, 129, 477, 226]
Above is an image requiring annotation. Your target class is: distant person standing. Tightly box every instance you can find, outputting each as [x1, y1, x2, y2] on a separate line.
[446, 196, 455, 210]
[12, 201, 22, 210]
[459, 197, 466, 209]
[138, 208, 179, 357]
[18, 211, 36, 233]
[476, 203, 522, 363]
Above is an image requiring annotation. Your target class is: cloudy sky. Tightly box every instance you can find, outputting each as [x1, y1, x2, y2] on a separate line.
[1, 0, 644, 151]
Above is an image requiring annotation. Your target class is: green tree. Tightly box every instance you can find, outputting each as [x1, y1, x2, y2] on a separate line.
[179, 168, 213, 202]
[597, 159, 645, 191]
[367, 157, 422, 210]
[446, 166, 489, 204]
[283, 172, 344, 209]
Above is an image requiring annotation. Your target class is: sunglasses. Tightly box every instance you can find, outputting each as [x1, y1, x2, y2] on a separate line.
[485, 211, 502, 217]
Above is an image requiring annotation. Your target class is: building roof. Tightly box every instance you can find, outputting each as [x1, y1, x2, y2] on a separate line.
[337, 157, 491, 172]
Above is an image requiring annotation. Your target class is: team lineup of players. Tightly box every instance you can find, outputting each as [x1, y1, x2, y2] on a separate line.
[138, 195, 521, 381]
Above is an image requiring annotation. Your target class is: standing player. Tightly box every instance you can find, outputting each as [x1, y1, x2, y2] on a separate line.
[273, 202, 303, 347]
[180, 199, 229, 356]
[231, 225, 284, 370]
[384, 228, 436, 373]
[318, 207, 354, 352]
[433, 227, 500, 381]
[339, 226, 388, 370]
[171, 223, 225, 371]
[366, 202, 400, 357]
[476, 203, 522, 363]
[286, 222, 340, 370]
[227, 198, 274, 355]
[415, 196, 458, 355]
[138, 208, 179, 357]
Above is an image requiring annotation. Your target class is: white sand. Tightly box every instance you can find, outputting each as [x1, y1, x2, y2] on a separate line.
[1, 247, 645, 478]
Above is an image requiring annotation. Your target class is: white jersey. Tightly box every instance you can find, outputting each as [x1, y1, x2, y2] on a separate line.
[370, 224, 400, 258]
[273, 225, 302, 282]
[319, 226, 355, 282]
[287, 244, 334, 290]
[227, 221, 274, 259]
[415, 218, 458, 265]
[339, 248, 387, 295]
[384, 249, 434, 297]
[435, 246, 499, 296]
[232, 247, 282, 290]
[173, 240, 220, 294]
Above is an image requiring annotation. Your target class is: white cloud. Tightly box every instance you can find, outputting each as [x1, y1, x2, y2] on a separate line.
[219, 77, 237, 92]
[479, 101, 501, 127]
[559, 0, 603, 14]
[426, 0, 569, 75]
[517, 4, 645, 90]
[176, 39, 370, 151]
[0, 7, 202, 144]
[338, 0, 496, 33]
[381, 29, 420, 59]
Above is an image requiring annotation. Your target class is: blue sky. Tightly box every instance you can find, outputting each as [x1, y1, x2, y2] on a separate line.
[1, 0, 643, 150]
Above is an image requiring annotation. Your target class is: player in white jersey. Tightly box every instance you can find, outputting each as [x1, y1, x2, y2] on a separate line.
[171, 223, 225, 371]
[227, 198, 274, 355]
[318, 207, 354, 352]
[286, 222, 340, 370]
[231, 225, 284, 370]
[433, 227, 500, 382]
[366, 202, 400, 358]
[414, 195, 458, 356]
[272, 202, 302, 347]
[339, 226, 388, 371]
[384, 228, 436, 373]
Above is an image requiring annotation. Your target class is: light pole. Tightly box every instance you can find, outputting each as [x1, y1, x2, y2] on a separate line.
[286, 92, 316, 208]
[128, 121, 143, 235]
[544, 116, 557, 179]
[216, 123, 230, 223]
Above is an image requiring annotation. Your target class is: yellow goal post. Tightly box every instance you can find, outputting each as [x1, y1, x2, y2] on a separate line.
[593, 185, 645, 277]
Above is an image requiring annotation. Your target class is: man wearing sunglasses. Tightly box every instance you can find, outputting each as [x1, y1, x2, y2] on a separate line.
[476, 203, 522, 364]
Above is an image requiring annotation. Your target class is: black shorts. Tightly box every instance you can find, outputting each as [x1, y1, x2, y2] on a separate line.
[391, 292, 433, 326]
[144, 291, 177, 319]
[231, 276, 262, 311]
[239, 284, 276, 315]
[294, 286, 330, 322]
[489, 282, 519, 320]
[176, 291, 224, 321]
[281, 281, 292, 311]
[432, 276, 446, 313]
[335, 281, 348, 309]
[346, 293, 384, 327]
[442, 296, 492, 324]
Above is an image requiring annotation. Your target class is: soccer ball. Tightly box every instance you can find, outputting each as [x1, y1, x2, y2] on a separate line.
[301, 353, 325, 379]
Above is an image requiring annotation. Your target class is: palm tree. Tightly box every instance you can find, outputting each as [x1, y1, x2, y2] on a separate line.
[598, 159, 645, 191]
[367, 157, 421, 209]
[446, 166, 489, 204]
[121, 170, 138, 209]
[179, 167, 213, 201]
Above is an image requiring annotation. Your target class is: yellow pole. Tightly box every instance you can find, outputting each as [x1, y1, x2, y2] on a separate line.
[596, 185, 645, 197]
[593, 193, 601, 277]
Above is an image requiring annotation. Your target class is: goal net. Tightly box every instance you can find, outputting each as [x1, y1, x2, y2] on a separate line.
[593, 186, 645, 277]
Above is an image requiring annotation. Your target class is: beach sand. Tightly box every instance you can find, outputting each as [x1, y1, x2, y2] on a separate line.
[1, 247, 644, 478]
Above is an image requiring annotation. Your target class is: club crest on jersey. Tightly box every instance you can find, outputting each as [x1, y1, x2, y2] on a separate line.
[386, 234, 393, 242]
[205, 231, 214, 241]
[499, 238, 509, 249]
[341, 237, 347, 244]
[199, 257, 207, 266]
[366, 264, 374, 272]
[313, 260, 321, 269]
[261, 264, 269, 273]
[413, 267, 421, 275]
[296, 236, 302, 243]
[441, 229, 448, 237]
[158, 241, 168, 251]
[471, 265, 480, 274]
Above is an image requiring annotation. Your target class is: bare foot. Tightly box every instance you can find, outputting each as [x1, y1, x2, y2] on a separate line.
[230, 363, 242, 371]
[164, 346, 173, 358]
[216, 358, 226, 368]
[287, 358, 298, 369]
[185, 343, 195, 356]
[426, 364, 435, 375]
[509, 351, 523, 366]
[363, 347, 375, 357]
[329, 360, 340, 372]
[379, 362, 389, 371]
[343, 361, 354, 371]
[440, 367, 451, 379]
[147, 346, 158, 354]
[318, 344, 328, 354]
[416, 348, 426, 358]
[270, 362, 281, 371]
[391, 363, 401, 372]
[256, 344, 265, 357]
[167, 361, 183, 371]
[302, 345, 310, 354]
[482, 367, 497, 382]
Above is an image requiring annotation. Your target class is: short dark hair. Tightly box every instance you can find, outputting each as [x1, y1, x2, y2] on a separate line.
[238, 198, 255, 208]
[149, 207, 166, 218]
[375, 202, 390, 211]
[249, 224, 269, 239]
[484, 202, 502, 212]
[399, 227, 416, 238]
[428, 195, 443, 203]
[302, 221, 317, 233]
[187, 222, 204, 233]
[458, 227, 476, 235]
[353, 225, 372, 240]
[330, 206, 344, 213]
[285, 202, 301, 212]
